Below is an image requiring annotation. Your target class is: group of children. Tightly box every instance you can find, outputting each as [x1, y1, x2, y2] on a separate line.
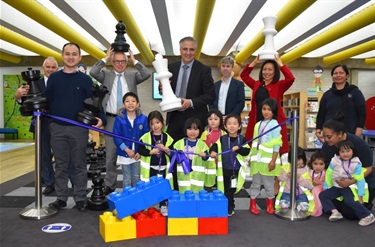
[111, 93, 374, 226]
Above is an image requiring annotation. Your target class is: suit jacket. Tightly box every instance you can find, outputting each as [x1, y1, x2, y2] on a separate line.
[166, 59, 215, 140]
[89, 59, 151, 111]
[211, 77, 245, 116]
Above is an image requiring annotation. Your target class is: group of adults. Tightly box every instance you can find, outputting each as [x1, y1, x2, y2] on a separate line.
[16, 36, 372, 218]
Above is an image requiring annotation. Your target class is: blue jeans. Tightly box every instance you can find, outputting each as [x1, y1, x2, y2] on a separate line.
[280, 192, 308, 205]
[121, 161, 140, 188]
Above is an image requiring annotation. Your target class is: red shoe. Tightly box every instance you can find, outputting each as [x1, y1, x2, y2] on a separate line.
[250, 199, 260, 215]
[266, 198, 275, 215]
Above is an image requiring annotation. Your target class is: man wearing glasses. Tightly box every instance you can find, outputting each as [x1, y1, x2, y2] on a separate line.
[90, 47, 151, 195]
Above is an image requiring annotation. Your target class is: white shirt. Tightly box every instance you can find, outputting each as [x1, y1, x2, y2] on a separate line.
[218, 77, 232, 115]
[106, 72, 129, 114]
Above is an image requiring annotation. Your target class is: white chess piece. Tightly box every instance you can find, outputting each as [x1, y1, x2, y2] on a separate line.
[259, 16, 278, 61]
[152, 54, 182, 112]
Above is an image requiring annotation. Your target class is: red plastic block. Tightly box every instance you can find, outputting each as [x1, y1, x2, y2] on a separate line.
[132, 207, 166, 238]
[198, 217, 228, 235]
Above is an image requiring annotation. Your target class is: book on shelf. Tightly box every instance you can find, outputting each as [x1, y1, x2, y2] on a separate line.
[305, 101, 319, 112]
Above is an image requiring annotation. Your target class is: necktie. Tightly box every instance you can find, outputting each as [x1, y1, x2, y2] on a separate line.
[179, 65, 189, 98]
[117, 74, 123, 110]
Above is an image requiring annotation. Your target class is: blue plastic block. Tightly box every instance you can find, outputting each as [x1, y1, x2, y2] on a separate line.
[141, 176, 173, 206]
[168, 190, 198, 218]
[107, 184, 146, 219]
[196, 190, 228, 217]
[107, 177, 173, 220]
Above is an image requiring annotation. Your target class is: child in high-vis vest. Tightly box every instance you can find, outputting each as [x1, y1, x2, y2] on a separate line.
[172, 117, 209, 193]
[319, 140, 375, 226]
[113, 92, 149, 189]
[275, 147, 314, 214]
[307, 150, 326, 217]
[248, 98, 282, 215]
[138, 110, 174, 216]
[209, 114, 250, 216]
[201, 109, 226, 189]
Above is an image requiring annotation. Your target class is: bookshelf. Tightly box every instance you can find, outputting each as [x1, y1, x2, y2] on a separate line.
[283, 91, 323, 150]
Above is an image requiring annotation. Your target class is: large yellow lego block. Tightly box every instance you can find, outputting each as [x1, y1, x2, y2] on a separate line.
[167, 218, 198, 236]
[99, 211, 136, 242]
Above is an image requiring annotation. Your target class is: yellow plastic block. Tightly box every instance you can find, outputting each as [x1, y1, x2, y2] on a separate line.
[99, 211, 136, 242]
[168, 218, 198, 236]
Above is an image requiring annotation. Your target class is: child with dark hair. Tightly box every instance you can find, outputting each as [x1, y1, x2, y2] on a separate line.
[138, 110, 174, 216]
[249, 98, 282, 215]
[201, 109, 226, 188]
[113, 92, 149, 188]
[307, 150, 326, 216]
[209, 113, 250, 216]
[275, 147, 314, 214]
[319, 140, 374, 226]
[172, 117, 209, 193]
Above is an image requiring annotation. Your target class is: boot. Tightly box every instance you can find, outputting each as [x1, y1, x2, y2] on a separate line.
[266, 198, 275, 215]
[249, 199, 260, 215]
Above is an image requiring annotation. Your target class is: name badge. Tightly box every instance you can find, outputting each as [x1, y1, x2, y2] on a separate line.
[231, 176, 237, 188]
[257, 153, 261, 162]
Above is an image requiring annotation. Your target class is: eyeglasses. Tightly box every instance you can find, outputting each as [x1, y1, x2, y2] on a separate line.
[113, 60, 127, 64]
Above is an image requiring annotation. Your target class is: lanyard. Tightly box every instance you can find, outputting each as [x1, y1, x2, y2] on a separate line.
[152, 133, 163, 169]
[228, 135, 240, 173]
[311, 171, 323, 180]
[341, 159, 352, 179]
[257, 120, 271, 150]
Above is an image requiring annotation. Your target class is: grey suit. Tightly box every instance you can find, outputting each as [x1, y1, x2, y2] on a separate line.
[90, 59, 151, 189]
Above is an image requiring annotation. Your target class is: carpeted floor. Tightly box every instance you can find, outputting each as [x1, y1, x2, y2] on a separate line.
[1, 166, 375, 247]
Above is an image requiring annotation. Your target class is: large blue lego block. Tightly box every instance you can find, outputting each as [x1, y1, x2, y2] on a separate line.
[196, 190, 227, 217]
[107, 186, 145, 219]
[168, 190, 198, 218]
[141, 176, 173, 206]
[107, 176, 172, 220]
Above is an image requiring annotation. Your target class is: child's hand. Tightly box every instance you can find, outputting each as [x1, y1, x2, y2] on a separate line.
[199, 152, 206, 158]
[150, 148, 160, 155]
[134, 153, 140, 161]
[163, 147, 171, 155]
[125, 148, 135, 159]
[312, 178, 322, 186]
[287, 172, 291, 178]
[358, 196, 363, 204]
[232, 146, 239, 152]
[210, 152, 218, 159]
[268, 161, 275, 171]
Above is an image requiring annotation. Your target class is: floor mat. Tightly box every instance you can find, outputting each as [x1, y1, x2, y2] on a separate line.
[0, 142, 34, 152]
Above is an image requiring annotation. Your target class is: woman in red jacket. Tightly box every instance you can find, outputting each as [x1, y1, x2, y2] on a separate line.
[240, 55, 295, 158]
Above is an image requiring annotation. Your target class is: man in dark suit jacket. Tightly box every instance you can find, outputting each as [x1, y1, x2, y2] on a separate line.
[15, 57, 59, 195]
[166, 36, 215, 142]
[211, 56, 245, 117]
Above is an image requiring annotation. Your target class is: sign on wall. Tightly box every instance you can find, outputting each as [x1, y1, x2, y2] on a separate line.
[3, 75, 33, 139]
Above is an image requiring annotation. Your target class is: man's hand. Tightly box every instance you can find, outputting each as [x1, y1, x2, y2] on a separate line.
[179, 98, 191, 109]
[15, 84, 29, 100]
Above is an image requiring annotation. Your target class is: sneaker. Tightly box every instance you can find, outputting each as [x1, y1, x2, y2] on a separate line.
[160, 205, 168, 216]
[358, 214, 375, 226]
[49, 199, 67, 211]
[228, 210, 235, 217]
[76, 201, 87, 212]
[297, 202, 309, 212]
[329, 210, 343, 222]
[280, 200, 289, 209]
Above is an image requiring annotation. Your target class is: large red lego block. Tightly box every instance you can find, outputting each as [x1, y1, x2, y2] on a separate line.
[198, 217, 228, 235]
[132, 208, 166, 238]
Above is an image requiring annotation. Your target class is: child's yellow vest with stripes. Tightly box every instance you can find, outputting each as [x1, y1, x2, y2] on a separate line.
[173, 139, 208, 193]
[215, 139, 250, 194]
[249, 121, 282, 176]
[275, 164, 315, 214]
[139, 132, 174, 187]
[326, 166, 370, 202]
[201, 129, 226, 187]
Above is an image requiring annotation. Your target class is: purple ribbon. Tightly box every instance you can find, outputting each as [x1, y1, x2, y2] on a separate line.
[169, 150, 192, 175]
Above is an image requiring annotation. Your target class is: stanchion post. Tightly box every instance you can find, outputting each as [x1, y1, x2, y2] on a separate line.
[275, 110, 310, 221]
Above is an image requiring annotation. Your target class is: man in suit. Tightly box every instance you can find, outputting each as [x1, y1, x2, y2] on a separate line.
[166, 36, 216, 142]
[211, 56, 245, 117]
[165, 36, 215, 190]
[90, 48, 151, 195]
[15, 56, 58, 195]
